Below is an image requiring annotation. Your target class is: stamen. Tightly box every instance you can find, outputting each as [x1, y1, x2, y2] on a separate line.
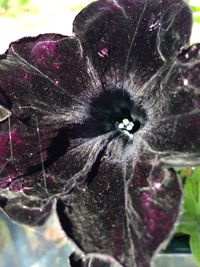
[126, 122, 134, 131]
[117, 118, 137, 133]
[122, 118, 129, 126]
[118, 123, 125, 129]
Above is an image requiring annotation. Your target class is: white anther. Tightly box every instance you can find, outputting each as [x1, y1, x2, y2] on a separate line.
[122, 118, 129, 126]
[126, 122, 134, 131]
[118, 123, 124, 129]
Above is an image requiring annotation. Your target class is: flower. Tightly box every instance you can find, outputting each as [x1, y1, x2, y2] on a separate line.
[0, 0, 200, 266]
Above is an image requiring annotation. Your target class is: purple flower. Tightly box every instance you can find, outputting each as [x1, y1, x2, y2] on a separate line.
[0, 0, 199, 266]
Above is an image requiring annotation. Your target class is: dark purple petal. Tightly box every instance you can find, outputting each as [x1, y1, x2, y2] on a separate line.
[0, 108, 113, 224]
[144, 44, 200, 165]
[57, 139, 131, 265]
[148, 114, 200, 150]
[0, 1, 197, 266]
[127, 159, 181, 266]
[5, 34, 94, 95]
[0, 194, 53, 226]
[158, 43, 200, 116]
[69, 251, 122, 267]
[0, 33, 109, 224]
[0, 34, 101, 113]
[57, 141, 182, 267]
[73, 0, 192, 84]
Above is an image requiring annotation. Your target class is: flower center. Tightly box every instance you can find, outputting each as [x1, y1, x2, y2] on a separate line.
[117, 118, 141, 134]
[89, 89, 146, 138]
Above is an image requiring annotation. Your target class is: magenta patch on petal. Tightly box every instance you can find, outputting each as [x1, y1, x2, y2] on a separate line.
[18, 70, 32, 83]
[52, 62, 61, 69]
[11, 130, 23, 145]
[0, 130, 23, 157]
[31, 40, 56, 66]
[98, 48, 109, 58]
[141, 190, 172, 236]
[0, 174, 15, 189]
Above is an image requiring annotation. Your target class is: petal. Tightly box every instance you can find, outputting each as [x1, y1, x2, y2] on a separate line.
[158, 43, 200, 116]
[127, 159, 182, 266]
[69, 251, 123, 267]
[146, 113, 200, 166]
[57, 139, 132, 265]
[144, 44, 200, 165]
[0, 108, 112, 224]
[0, 34, 100, 112]
[57, 141, 182, 267]
[5, 34, 97, 95]
[0, 34, 111, 224]
[0, 194, 53, 226]
[73, 0, 192, 84]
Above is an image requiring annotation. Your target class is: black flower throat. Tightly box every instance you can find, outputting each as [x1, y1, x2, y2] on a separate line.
[90, 89, 147, 138]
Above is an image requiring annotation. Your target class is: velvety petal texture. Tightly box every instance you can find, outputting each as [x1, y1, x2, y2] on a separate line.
[73, 0, 192, 84]
[0, 0, 199, 267]
[0, 34, 106, 224]
[57, 143, 182, 267]
[144, 43, 200, 165]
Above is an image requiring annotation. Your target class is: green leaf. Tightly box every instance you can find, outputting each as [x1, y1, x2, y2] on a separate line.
[191, 6, 200, 13]
[190, 233, 200, 267]
[18, 0, 29, 6]
[176, 218, 197, 236]
[177, 167, 200, 265]
[177, 168, 200, 235]
[194, 15, 200, 24]
[184, 182, 197, 217]
[0, 0, 9, 8]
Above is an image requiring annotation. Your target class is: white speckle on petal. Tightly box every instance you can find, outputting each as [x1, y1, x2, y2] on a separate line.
[183, 79, 188, 86]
